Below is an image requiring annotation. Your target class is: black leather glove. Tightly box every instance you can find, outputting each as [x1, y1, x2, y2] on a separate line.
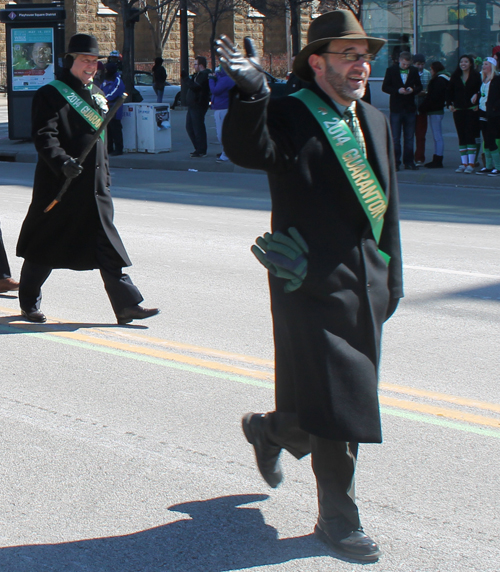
[251, 227, 308, 293]
[61, 157, 83, 179]
[216, 35, 270, 97]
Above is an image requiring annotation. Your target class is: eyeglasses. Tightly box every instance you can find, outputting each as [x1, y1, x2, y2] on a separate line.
[321, 52, 376, 63]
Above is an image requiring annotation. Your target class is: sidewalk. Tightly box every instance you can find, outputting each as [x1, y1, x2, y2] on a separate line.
[1, 94, 500, 189]
[0, 94, 257, 175]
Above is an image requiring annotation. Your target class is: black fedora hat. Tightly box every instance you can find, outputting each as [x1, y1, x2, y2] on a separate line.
[293, 10, 386, 82]
[66, 34, 105, 58]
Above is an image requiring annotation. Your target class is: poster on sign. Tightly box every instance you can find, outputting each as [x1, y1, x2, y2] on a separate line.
[12, 28, 54, 91]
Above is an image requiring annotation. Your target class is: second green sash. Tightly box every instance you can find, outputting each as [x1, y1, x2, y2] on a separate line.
[290, 89, 390, 264]
[50, 80, 105, 141]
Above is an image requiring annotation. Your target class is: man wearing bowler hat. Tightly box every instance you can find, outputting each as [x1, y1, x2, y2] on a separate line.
[16, 34, 159, 325]
[217, 10, 403, 562]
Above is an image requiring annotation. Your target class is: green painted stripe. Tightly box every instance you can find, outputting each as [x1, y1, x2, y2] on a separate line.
[0, 325, 274, 389]
[380, 407, 500, 439]
[3, 324, 500, 439]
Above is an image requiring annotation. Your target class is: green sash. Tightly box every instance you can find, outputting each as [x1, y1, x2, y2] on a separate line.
[50, 80, 105, 141]
[290, 89, 390, 264]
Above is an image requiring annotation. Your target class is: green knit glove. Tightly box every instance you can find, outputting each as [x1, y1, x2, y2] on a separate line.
[251, 227, 309, 293]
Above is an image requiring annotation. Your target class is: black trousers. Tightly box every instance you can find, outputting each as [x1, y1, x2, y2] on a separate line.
[107, 117, 123, 153]
[480, 115, 500, 152]
[453, 108, 480, 147]
[0, 222, 12, 279]
[186, 106, 208, 154]
[265, 411, 360, 540]
[19, 230, 143, 315]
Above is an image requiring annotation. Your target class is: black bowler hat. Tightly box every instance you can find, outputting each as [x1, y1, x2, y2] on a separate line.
[293, 10, 386, 82]
[66, 34, 105, 58]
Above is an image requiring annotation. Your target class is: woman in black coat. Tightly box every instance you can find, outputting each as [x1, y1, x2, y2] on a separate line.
[447, 54, 481, 173]
[419, 62, 450, 168]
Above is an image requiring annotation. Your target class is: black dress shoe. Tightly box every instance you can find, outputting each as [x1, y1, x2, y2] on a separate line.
[21, 309, 47, 323]
[242, 413, 283, 488]
[115, 305, 160, 325]
[315, 517, 381, 563]
[404, 163, 419, 170]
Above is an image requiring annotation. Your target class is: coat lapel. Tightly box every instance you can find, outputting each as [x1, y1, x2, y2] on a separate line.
[356, 101, 390, 198]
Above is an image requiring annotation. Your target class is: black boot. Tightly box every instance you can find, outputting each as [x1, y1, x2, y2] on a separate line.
[424, 155, 437, 168]
[425, 154, 443, 168]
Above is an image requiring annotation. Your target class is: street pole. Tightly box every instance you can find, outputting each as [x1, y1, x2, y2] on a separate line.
[180, 0, 189, 106]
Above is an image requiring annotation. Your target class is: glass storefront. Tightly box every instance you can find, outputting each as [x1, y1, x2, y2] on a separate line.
[361, 1, 500, 77]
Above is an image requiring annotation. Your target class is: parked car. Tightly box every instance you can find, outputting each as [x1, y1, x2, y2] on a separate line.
[265, 71, 288, 98]
[133, 71, 180, 106]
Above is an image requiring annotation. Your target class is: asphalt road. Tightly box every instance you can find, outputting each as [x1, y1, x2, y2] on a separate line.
[0, 164, 499, 571]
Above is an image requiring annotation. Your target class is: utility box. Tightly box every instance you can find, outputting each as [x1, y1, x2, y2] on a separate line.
[121, 102, 138, 153]
[136, 104, 171, 153]
[0, 2, 65, 140]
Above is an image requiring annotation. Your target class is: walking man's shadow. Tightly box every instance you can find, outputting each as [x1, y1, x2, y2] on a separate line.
[0, 494, 330, 571]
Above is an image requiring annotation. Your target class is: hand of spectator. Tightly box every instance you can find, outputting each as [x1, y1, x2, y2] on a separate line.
[216, 35, 270, 97]
[61, 157, 83, 179]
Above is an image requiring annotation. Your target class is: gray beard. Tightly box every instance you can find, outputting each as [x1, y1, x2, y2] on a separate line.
[325, 63, 366, 101]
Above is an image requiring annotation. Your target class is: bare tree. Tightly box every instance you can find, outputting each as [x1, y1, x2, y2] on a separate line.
[103, 0, 178, 99]
[189, 0, 247, 69]
[139, 0, 181, 58]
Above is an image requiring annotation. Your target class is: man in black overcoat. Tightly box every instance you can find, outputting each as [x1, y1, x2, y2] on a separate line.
[382, 51, 422, 170]
[16, 34, 159, 325]
[217, 10, 403, 563]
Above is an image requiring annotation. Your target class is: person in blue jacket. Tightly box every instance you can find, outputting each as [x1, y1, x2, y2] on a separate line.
[101, 62, 125, 156]
[208, 64, 235, 163]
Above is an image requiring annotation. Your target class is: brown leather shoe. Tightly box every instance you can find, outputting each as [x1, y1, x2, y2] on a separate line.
[0, 277, 19, 293]
[115, 305, 160, 325]
[242, 413, 283, 488]
[315, 516, 381, 562]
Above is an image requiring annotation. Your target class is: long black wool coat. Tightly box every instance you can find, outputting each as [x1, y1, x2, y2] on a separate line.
[223, 83, 403, 443]
[17, 69, 131, 271]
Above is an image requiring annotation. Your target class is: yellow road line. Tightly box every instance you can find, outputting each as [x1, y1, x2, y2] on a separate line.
[2, 308, 500, 429]
[95, 328, 275, 367]
[48, 329, 274, 382]
[381, 382, 500, 415]
[381, 396, 500, 429]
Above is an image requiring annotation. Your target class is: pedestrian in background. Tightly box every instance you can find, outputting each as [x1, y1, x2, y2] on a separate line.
[16, 34, 159, 325]
[447, 54, 481, 173]
[101, 62, 125, 156]
[0, 220, 19, 293]
[382, 51, 422, 170]
[413, 54, 431, 165]
[208, 63, 235, 163]
[181, 56, 211, 158]
[152, 57, 167, 103]
[472, 57, 500, 176]
[419, 62, 450, 168]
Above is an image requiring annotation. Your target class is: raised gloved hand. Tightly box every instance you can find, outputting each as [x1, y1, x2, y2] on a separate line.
[251, 227, 309, 293]
[216, 35, 270, 97]
[61, 157, 83, 179]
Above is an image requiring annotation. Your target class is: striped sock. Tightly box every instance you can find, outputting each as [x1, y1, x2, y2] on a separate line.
[459, 146, 468, 164]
